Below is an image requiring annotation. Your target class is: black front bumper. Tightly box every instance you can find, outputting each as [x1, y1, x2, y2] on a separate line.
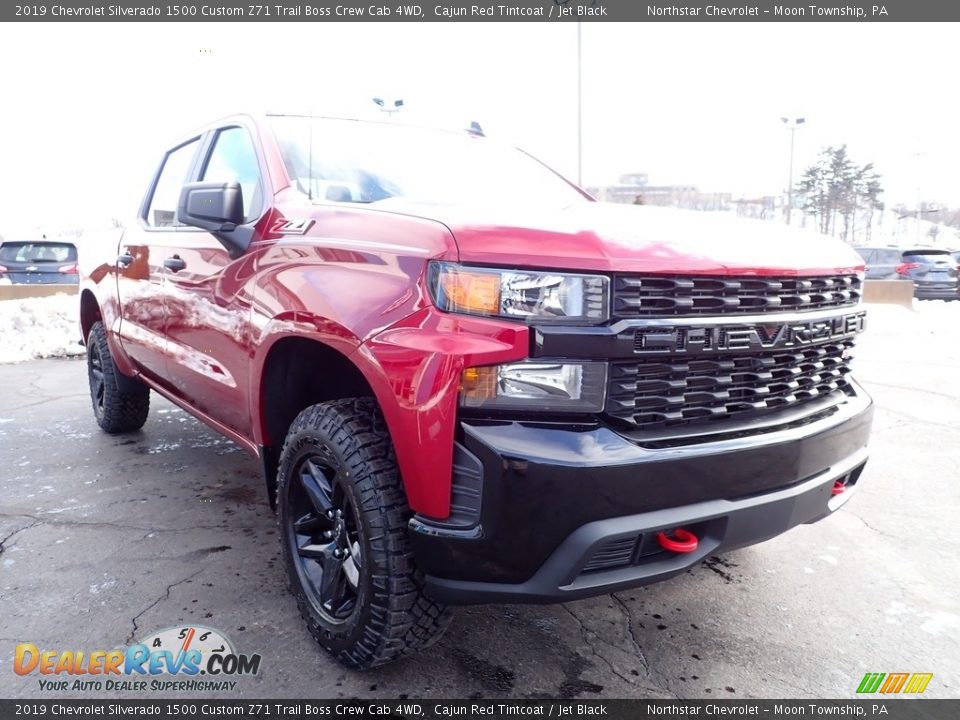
[410, 382, 872, 604]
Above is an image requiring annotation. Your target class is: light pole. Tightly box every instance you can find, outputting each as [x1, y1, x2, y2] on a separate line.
[373, 97, 404, 119]
[576, 22, 582, 187]
[781, 116, 805, 225]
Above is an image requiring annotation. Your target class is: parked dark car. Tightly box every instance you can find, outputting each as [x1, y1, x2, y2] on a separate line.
[897, 248, 959, 300]
[0, 241, 79, 284]
[854, 246, 902, 279]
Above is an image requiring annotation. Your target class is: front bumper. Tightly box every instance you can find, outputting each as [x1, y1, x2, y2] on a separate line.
[410, 382, 872, 604]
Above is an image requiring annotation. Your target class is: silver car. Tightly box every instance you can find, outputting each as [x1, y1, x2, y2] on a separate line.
[854, 246, 902, 279]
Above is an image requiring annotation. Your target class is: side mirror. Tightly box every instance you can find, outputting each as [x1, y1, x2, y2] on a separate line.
[177, 181, 253, 258]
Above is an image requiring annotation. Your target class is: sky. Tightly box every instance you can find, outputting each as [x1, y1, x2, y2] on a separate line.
[1, 21, 958, 236]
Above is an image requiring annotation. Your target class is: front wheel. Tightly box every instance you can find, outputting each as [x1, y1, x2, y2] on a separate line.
[276, 398, 451, 669]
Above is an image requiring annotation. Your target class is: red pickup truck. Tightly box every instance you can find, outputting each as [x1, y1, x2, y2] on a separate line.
[81, 114, 872, 669]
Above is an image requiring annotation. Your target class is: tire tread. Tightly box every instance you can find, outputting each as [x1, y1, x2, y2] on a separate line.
[277, 398, 451, 669]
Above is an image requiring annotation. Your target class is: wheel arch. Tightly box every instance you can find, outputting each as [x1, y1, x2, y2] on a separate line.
[255, 333, 382, 508]
[79, 289, 102, 345]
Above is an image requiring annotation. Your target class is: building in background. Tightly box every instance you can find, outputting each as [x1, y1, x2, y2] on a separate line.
[588, 173, 731, 211]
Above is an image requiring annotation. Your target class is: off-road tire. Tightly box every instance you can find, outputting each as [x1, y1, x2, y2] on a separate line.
[277, 398, 452, 669]
[86, 321, 150, 433]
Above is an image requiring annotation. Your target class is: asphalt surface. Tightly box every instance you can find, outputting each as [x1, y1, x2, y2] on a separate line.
[1, 302, 958, 700]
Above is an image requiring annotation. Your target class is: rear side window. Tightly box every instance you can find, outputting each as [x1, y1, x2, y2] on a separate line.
[878, 250, 901, 263]
[855, 248, 875, 263]
[200, 127, 263, 223]
[0, 242, 77, 263]
[146, 139, 201, 227]
[903, 251, 952, 264]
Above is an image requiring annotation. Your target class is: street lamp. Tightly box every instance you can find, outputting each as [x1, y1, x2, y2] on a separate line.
[576, 22, 582, 187]
[781, 116, 806, 225]
[373, 97, 404, 119]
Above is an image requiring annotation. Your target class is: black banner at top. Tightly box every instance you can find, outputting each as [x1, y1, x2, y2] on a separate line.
[4, 0, 960, 23]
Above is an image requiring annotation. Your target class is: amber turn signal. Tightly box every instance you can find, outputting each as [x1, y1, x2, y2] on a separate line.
[460, 366, 498, 402]
[438, 270, 501, 315]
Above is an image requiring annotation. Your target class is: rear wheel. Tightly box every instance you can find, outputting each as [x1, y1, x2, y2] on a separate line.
[86, 321, 150, 433]
[277, 398, 451, 669]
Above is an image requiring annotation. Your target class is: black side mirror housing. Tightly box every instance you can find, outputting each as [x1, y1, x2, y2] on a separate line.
[177, 181, 254, 258]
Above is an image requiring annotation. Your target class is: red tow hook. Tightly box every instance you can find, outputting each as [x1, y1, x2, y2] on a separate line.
[832, 480, 846, 496]
[656, 527, 699, 554]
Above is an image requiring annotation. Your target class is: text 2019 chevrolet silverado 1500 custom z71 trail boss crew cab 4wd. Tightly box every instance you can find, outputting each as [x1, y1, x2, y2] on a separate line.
[80, 115, 872, 669]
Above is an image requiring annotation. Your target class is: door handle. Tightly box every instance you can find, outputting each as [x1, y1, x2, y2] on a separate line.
[117, 253, 134, 267]
[163, 256, 186, 272]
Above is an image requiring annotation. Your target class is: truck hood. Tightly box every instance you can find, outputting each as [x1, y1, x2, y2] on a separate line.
[373, 199, 865, 276]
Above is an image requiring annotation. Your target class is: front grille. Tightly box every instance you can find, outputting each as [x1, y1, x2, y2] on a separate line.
[613, 274, 862, 317]
[606, 340, 854, 431]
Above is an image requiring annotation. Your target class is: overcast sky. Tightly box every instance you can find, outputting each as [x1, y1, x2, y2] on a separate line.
[1, 22, 957, 235]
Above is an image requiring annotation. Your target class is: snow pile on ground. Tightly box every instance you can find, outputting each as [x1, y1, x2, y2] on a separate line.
[864, 298, 956, 337]
[0, 294, 85, 364]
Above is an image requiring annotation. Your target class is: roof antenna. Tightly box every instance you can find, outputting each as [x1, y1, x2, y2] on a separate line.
[467, 121, 484, 137]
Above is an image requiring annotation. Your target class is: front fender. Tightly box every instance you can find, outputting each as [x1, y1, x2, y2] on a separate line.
[357, 307, 529, 519]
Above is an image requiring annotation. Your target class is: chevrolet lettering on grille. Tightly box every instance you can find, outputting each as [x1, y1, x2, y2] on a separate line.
[633, 311, 866, 355]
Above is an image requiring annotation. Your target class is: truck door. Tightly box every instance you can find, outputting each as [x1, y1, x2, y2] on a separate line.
[117, 136, 202, 387]
[161, 125, 265, 438]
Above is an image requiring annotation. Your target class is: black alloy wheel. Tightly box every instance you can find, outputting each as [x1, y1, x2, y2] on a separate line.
[285, 449, 363, 623]
[88, 340, 107, 420]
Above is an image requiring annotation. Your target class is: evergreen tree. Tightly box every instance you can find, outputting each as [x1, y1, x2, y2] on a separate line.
[798, 145, 883, 241]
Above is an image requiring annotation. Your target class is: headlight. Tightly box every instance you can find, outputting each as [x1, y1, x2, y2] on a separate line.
[460, 362, 607, 413]
[428, 262, 609, 323]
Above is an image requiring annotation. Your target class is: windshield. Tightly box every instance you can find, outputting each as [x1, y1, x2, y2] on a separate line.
[268, 116, 587, 208]
[0, 242, 77, 263]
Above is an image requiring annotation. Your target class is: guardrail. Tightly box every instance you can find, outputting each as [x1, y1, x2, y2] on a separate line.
[0, 284, 79, 301]
[862, 279, 914, 307]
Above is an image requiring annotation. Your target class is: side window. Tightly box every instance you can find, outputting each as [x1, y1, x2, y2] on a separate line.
[856, 249, 875, 264]
[881, 250, 901, 264]
[146, 139, 200, 228]
[201, 127, 263, 223]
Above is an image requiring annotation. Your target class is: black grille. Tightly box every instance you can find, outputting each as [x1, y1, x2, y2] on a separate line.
[613, 274, 862, 317]
[606, 340, 854, 431]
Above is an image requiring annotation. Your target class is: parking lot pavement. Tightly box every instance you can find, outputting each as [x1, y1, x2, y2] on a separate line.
[1, 302, 958, 700]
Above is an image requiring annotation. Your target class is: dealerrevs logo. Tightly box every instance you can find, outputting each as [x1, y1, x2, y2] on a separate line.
[14, 626, 261, 692]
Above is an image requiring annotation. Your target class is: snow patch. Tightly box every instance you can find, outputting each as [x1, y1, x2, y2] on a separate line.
[919, 611, 960, 636]
[0, 293, 85, 363]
